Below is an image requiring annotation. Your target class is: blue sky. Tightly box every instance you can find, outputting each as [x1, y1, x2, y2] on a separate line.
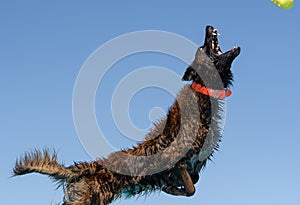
[1, 0, 300, 204]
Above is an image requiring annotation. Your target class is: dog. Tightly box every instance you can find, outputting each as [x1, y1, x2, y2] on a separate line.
[13, 25, 240, 205]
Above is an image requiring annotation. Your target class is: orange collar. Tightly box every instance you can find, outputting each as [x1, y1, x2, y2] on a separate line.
[191, 82, 232, 99]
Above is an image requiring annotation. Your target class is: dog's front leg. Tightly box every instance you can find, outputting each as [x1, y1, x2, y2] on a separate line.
[162, 185, 189, 196]
[176, 161, 196, 196]
[162, 161, 195, 197]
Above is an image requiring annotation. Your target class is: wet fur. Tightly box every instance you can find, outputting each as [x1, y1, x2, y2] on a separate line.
[13, 25, 240, 205]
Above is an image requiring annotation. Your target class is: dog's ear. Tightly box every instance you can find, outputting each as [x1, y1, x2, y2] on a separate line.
[182, 66, 197, 81]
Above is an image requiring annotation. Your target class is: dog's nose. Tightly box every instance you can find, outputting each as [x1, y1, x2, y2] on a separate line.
[232, 47, 241, 56]
[206, 25, 214, 32]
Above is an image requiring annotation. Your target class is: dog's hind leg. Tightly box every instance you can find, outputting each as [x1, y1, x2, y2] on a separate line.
[63, 179, 99, 205]
[62, 196, 102, 205]
[62, 195, 106, 205]
[62, 197, 93, 205]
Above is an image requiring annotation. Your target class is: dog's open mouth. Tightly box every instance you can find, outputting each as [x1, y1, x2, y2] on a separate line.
[211, 28, 222, 55]
[202, 25, 223, 57]
[204, 25, 240, 58]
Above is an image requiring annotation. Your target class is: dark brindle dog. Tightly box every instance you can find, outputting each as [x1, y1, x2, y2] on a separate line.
[13, 25, 240, 205]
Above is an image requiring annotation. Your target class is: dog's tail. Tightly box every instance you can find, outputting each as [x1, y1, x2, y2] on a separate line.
[13, 149, 75, 182]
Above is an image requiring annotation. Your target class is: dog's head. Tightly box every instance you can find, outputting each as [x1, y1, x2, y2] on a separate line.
[182, 25, 240, 89]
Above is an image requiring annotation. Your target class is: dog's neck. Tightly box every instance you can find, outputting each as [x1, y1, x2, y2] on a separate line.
[191, 82, 232, 99]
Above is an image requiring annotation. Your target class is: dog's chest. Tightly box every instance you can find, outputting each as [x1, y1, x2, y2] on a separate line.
[186, 147, 210, 172]
[185, 98, 226, 172]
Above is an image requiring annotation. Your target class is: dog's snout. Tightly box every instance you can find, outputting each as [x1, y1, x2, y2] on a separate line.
[232, 47, 241, 56]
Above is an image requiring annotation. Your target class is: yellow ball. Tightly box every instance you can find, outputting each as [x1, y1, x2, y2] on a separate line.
[271, 0, 294, 9]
